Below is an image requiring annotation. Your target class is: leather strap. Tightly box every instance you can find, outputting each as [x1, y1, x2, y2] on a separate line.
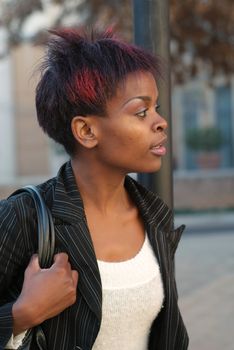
[11, 185, 55, 268]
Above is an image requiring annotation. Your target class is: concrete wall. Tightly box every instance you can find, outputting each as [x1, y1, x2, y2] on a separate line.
[0, 55, 15, 183]
[174, 172, 234, 210]
[11, 44, 50, 177]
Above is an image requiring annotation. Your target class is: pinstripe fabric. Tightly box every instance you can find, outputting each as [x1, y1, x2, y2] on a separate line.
[0, 161, 188, 350]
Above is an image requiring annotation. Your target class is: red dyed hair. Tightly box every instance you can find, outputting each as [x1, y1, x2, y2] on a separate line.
[36, 27, 163, 155]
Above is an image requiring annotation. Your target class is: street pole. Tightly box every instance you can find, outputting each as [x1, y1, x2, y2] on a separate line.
[133, 0, 173, 209]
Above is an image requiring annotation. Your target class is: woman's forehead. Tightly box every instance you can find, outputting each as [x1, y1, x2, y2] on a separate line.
[109, 71, 158, 108]
[103, 71, 159, 118]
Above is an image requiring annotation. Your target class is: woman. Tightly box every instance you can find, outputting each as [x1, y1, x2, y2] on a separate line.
[0, 28, 188, 349]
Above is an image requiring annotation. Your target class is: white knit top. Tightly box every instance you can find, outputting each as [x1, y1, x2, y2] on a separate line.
[93, 234, 164, 350]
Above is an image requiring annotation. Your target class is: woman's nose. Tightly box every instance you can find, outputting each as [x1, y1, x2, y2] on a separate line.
[152, 114, 168, 132]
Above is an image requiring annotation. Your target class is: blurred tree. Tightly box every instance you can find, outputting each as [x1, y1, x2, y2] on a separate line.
[170, 0, 234, 83]
[0, 0, 233, 82]
[0, 0, 131, 45]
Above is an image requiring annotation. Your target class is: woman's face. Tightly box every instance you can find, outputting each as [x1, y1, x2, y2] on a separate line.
[94, 71, 168, 174]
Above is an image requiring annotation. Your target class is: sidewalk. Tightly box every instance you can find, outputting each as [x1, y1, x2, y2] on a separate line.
[179, 273, 234, 350]
[175, 218, 234, 350]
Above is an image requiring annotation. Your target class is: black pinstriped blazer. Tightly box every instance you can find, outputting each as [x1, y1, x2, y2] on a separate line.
[0, 161, 188, 350]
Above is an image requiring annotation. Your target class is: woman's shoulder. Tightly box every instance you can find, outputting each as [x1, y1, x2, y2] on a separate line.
[0, 175, 56, 227]
[0, 176, 57, 258]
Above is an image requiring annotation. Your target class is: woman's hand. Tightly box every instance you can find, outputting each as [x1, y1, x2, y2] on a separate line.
[12, 253, 78, 335]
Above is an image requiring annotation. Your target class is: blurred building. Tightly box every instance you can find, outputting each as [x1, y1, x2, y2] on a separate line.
[0, 29, 234, 210]
[172, 77, 234, 210]
[0, 40, 68, 199]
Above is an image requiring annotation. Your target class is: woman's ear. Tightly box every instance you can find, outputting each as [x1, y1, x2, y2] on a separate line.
[71, 116, 98, 149]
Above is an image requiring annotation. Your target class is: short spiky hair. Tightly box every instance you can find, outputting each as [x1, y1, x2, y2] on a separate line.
[36, 27, 163, 156]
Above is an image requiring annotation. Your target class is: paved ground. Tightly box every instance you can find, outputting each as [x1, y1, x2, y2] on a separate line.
[175, 213, 234, 350]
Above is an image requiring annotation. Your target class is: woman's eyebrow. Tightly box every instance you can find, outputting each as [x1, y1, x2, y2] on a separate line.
[122, 95, 152, 107]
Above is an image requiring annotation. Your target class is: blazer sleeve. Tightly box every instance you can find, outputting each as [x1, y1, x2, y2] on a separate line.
[0, 198, 28, 348]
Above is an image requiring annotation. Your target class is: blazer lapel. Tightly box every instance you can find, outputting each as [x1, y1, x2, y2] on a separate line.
[50, 162, 102, 322]
[125, 176, 187, 347]
[124, 175, 185, 257]
[124, 175, 180, 296]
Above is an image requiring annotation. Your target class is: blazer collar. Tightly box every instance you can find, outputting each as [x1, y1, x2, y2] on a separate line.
[125, 176, 185, 262]
[124, 175, 174, 233]
[51, 161, 174, 233]
[51, 161, 86, 223]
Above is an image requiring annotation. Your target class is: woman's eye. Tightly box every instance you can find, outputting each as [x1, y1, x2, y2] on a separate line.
[136, 109, 148, 118]
[155, 104, 160, 112]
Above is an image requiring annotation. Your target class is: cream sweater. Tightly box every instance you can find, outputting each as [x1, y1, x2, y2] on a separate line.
[93, 234, 164, 350]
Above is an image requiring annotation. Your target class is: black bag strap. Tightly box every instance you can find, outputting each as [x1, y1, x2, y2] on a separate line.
[11, 185, 55, 268]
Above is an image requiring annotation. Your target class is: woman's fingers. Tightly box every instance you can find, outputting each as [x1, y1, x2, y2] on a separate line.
[53, 252, 69, 265]
[24, 254, 40, 278]
[15, 252, 79, 329]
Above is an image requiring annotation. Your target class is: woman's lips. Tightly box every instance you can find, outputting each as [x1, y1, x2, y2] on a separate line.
[150, 144, 167, 156]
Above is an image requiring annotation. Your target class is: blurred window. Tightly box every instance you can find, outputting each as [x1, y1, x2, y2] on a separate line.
[182, 89, 199, 170]
[215, 85, 234, 168]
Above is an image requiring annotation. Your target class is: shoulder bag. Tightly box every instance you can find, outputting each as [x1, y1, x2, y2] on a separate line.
[9, 185, 55, 349]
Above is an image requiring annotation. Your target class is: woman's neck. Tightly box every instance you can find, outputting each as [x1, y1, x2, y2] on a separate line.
[71, 158, 132, 215]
